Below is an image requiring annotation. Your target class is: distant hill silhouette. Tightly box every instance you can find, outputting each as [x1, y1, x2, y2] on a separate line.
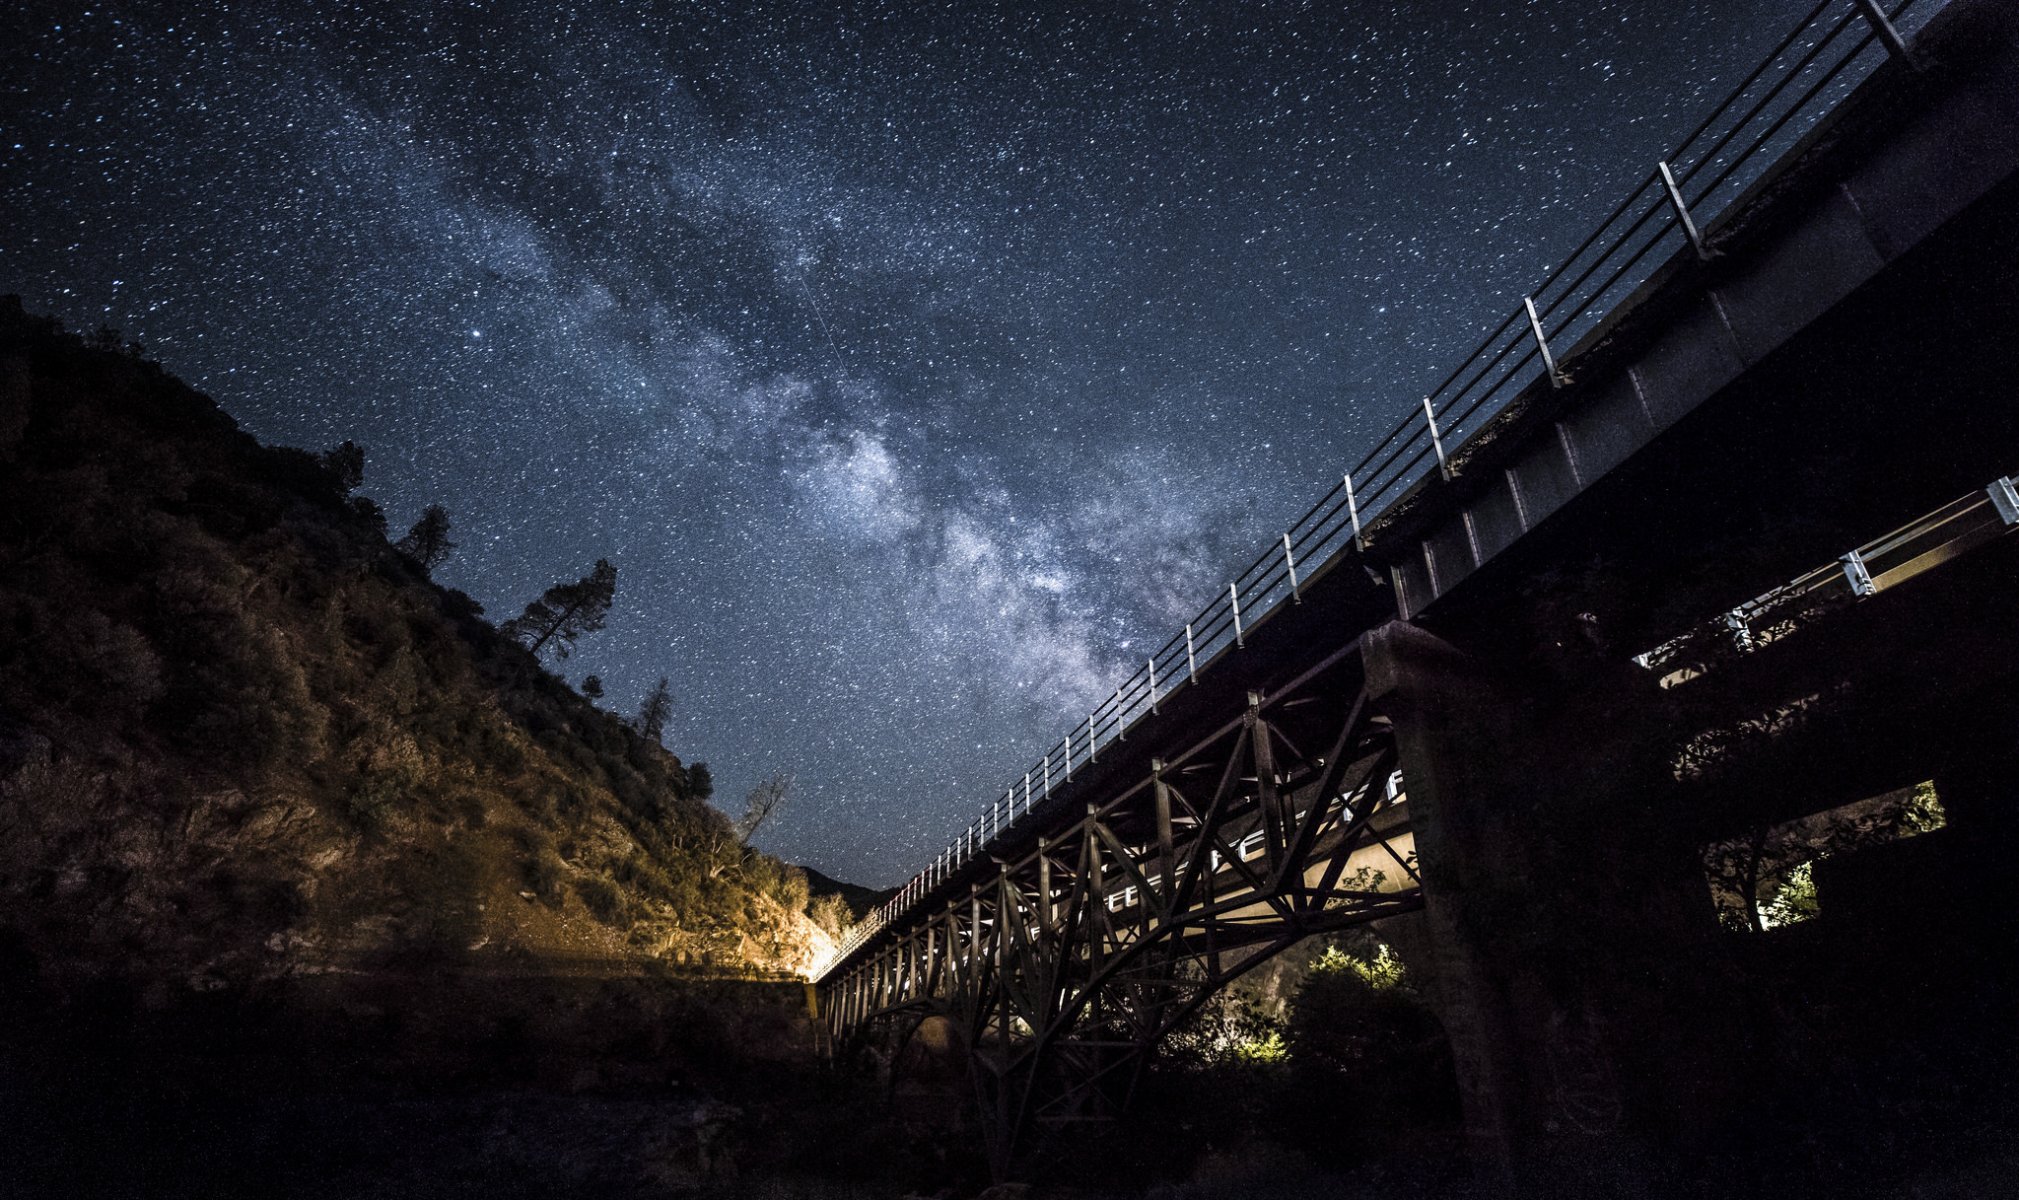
[802, 865, 894, 922]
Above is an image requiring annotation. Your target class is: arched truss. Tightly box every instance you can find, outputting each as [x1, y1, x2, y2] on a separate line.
[819, 638, 1424, 1172]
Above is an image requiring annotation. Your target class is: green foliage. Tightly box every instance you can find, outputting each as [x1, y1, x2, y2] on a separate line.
[1160, 975, 1286, 1069]
[1283, 960, 1456, 1153]
[1310, 941, 1406, 990]
[1232, 1031, 1290, 1064]
[1704, 781, 1948, 933]
[1759, 859, 1819, 929]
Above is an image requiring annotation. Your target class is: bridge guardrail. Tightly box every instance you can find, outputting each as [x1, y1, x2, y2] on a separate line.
[827, 0, 1932, 973]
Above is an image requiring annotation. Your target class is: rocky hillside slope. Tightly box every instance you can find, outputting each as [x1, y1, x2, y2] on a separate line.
[0, 297, 837, 1003]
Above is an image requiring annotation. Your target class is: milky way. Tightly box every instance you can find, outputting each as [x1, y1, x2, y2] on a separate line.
[4, 0, 1822, 883]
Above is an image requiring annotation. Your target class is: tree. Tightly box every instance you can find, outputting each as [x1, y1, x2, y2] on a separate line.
[580, 675, 604, 700]
[321, 440, 365, 496]
[635, 676, 673, 744]
[500, 558, 616, 661]
[737, 772, 793, 844]
[686, 761, 714, 803]
[395, 504, 455, 572]
[808, 892, 851, 941]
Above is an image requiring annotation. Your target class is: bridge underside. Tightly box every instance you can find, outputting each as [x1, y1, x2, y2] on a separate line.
[827, 640, 1424, 1170]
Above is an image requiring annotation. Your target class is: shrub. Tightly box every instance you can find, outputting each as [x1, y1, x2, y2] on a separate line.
[809, 893, 850, 941]
[574, 874, 627, 925]
[507, 825, 567, 906]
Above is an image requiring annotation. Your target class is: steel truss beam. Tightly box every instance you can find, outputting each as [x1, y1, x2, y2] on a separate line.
[819, 639, 1423, 1174]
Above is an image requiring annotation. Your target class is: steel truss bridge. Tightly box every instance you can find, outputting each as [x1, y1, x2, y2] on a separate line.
[815, 0, 2019, 1176]
[827, 637, 1420, 1163]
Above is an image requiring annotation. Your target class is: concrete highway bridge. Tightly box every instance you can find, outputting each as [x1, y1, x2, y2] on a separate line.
[816, 0, 2019, 1179]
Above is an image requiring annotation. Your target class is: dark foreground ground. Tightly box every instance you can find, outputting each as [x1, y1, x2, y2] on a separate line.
[3, 940, 2017, 1200]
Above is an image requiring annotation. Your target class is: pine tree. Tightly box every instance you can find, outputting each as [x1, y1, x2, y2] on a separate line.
[635, 676, 673, 744]
[580, 675, 604, 700]
[395, 504, 455, 572]
[686, 762, 714, 803]
[321, 441, 365, 496]
[500, 558, 617, 661]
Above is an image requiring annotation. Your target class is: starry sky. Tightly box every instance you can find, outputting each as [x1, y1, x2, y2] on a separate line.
[4, 0, 1823, 884]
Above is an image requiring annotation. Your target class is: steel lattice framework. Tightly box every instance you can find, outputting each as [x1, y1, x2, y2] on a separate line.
[818, 639, 1424, 1171]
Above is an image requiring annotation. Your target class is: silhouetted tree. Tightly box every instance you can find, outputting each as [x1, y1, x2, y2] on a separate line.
[580, 675, 604, 700]
[635, 676, 673, 744]
[737, 772, 793, 844]
[686, 761, 714, 803]
[500, 558, 616, 661]
[395, 503, 455, 572]
[321, 441, 365, 495]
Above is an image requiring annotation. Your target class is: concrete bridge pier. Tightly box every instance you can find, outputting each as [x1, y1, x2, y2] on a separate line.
[1364, 619, 1744, 1188]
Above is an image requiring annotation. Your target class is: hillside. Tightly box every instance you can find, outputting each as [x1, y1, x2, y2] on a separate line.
[803, 865, 894, 922]
[0, 296, 842, 999]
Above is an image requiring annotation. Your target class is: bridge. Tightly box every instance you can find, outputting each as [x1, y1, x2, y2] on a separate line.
[816, 0, 2019, 1180]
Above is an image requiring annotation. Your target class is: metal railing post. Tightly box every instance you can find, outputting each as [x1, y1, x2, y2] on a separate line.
[1147, 657, 1159, 713]
[1185, 623, 1198, 682]
[1524, 296, 1565, 388]
[1229, 583, 1245, 648]
[1422, 396, 1451, 479]
[1852, 0, 1919, 68]
[1657, 161, 1712, 260]
[1283, 532, 1301, 601]
[1344, 472, 1364, 550]
[1988, 477, 2019, 525]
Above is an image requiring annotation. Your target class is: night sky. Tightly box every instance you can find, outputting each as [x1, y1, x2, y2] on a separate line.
[4, 0, 1818, 884]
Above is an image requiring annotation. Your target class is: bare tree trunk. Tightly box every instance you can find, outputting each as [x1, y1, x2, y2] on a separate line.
[1740, 823, 1767, 934]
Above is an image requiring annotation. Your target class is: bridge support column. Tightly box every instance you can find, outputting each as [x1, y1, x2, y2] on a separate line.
[1932, 696, 2019, 919]
[1365, 619, 1742, 1188]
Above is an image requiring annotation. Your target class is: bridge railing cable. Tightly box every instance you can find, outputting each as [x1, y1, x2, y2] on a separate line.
[827, 0, 1929, 970]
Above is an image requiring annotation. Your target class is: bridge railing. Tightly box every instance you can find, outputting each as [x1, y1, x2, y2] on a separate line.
[827, 0, 1932, 973]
